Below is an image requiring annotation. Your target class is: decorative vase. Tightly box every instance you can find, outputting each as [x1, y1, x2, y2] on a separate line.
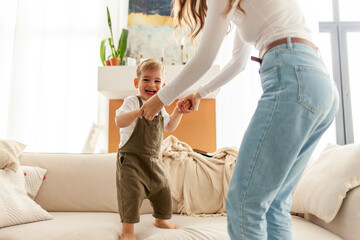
[105, 60, 111, 66]
[110, 58, 120, 66]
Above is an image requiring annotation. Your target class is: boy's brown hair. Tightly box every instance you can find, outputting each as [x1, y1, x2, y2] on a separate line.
[136, 59, 165, 79]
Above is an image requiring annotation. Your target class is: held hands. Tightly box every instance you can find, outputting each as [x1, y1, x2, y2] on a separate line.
[138, 92, 201, 120]
[177, 92, 201, 114]
[177, 99, 191, 114]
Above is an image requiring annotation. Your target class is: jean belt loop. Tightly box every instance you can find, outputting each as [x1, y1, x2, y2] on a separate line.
[286, 36, 292, 50]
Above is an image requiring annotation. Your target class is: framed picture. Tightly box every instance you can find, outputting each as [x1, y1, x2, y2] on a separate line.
[127, 0, 193, 65]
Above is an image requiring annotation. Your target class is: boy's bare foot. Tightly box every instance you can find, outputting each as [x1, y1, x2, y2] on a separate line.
[154, 218, 178, 229]
[118, 233, 137, 240]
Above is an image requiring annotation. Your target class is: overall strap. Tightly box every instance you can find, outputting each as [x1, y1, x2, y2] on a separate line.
[136, 96, 143, 107]
[120, 95, 164, 155]
[136, 95, 162, 116]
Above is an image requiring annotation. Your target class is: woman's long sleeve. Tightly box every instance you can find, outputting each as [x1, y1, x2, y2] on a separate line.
[157, 0, 231, 105]
[198, 29, 251, 98]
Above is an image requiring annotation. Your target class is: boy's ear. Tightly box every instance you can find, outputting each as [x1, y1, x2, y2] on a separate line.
[162, 83, 166, 87]
[134, 78, 139, 88]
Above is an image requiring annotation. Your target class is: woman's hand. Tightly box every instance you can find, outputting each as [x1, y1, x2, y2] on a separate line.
[177, 91, 201, 113]
[138, 95, 164, 120]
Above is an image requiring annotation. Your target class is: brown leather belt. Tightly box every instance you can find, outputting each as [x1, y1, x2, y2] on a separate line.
[251, 37, 318, 64]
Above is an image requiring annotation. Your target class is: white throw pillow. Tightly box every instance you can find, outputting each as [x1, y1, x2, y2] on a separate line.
[291, 143, 360, 223]
[0, 168, 53, 228]
[0, 139, 26, 172]
[20, 166, 47, 199]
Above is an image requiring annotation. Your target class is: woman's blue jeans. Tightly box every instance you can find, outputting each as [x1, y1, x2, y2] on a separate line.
[226, 38, 339, 240]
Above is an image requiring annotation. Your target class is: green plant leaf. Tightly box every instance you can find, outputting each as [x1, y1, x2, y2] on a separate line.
[117, 28, 129, 61]
[100, 39, 107, 66]
[106, 7, 114, 42]
[106, 6, 116, 57]
[108, 37, 115, 58]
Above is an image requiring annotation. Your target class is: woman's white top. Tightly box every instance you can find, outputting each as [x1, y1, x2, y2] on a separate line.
[116, 95, 170, 148]
[157, 0, 312, 105]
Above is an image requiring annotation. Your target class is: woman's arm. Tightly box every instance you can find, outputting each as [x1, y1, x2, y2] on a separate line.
[156, 0, 231, 106]
[139, 0, 232, 120]
[176, 30, 251, 113]
[198, 29, 252, 98]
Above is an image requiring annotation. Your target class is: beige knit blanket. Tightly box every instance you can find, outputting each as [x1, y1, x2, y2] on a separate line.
[160, 135, 238, 216]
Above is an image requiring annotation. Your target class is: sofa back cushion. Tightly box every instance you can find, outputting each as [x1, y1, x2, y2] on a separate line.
[19, 152, 119, 212]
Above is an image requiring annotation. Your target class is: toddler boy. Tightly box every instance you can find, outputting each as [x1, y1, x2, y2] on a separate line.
[115, 59, 187, 240]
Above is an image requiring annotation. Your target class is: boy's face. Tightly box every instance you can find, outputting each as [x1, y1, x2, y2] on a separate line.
[134, 69, 165, 100]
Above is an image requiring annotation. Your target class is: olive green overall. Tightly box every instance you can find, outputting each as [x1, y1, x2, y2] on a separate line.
[116, 96, 172, 223]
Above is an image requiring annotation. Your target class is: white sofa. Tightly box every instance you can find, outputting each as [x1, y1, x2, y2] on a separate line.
[0, 152, 358, 240]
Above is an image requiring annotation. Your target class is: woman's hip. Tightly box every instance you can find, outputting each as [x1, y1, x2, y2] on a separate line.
[259, 44, 337, 115]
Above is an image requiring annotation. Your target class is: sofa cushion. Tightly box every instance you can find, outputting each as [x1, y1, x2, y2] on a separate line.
[19, 153, 119, 212]
[136, 215, 342, 240]
[136, 214, 229, 240]
[0, 168, 52, 228]
[0, 139, 26, 172]
[291, 143, 360, 222]
[20, 165, 47, 199]
[305, 186, 360, 240]
[292, 216, 342, 240]
[0, 213, 343, 240]
[0, 212, 121, 240]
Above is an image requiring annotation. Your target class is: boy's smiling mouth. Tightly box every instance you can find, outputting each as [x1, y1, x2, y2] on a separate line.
[145, 90, 157, 96]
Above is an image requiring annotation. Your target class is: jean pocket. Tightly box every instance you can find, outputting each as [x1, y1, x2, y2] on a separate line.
[295, 65, 333, 114]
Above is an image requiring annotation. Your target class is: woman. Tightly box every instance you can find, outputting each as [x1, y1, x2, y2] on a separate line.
[138, 0, 339, 239]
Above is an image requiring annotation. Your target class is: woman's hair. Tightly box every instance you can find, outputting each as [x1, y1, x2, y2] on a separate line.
[172, 0, 244, 42]
[136, 59, 165, 79]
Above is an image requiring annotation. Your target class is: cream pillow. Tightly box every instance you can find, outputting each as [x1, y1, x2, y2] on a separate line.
[291, 143, 360, 223]
[20, 166, 47, 199]
[0, 168, 52, 228]
[0, 139, 26, 172]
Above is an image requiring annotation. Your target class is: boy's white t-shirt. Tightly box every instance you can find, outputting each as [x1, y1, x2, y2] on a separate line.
[116, 95, 170, 148]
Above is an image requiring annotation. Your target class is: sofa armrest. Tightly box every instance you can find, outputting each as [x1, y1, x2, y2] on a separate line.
[304, 186, 360, 240]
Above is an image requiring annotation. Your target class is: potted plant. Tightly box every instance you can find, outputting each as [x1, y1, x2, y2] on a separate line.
[100, 41, 111, 66]
[100, 7, 128, 66]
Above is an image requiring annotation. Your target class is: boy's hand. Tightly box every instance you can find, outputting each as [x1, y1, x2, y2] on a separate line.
[177, 99, 192, 113]
[177, 92, 201, 114]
